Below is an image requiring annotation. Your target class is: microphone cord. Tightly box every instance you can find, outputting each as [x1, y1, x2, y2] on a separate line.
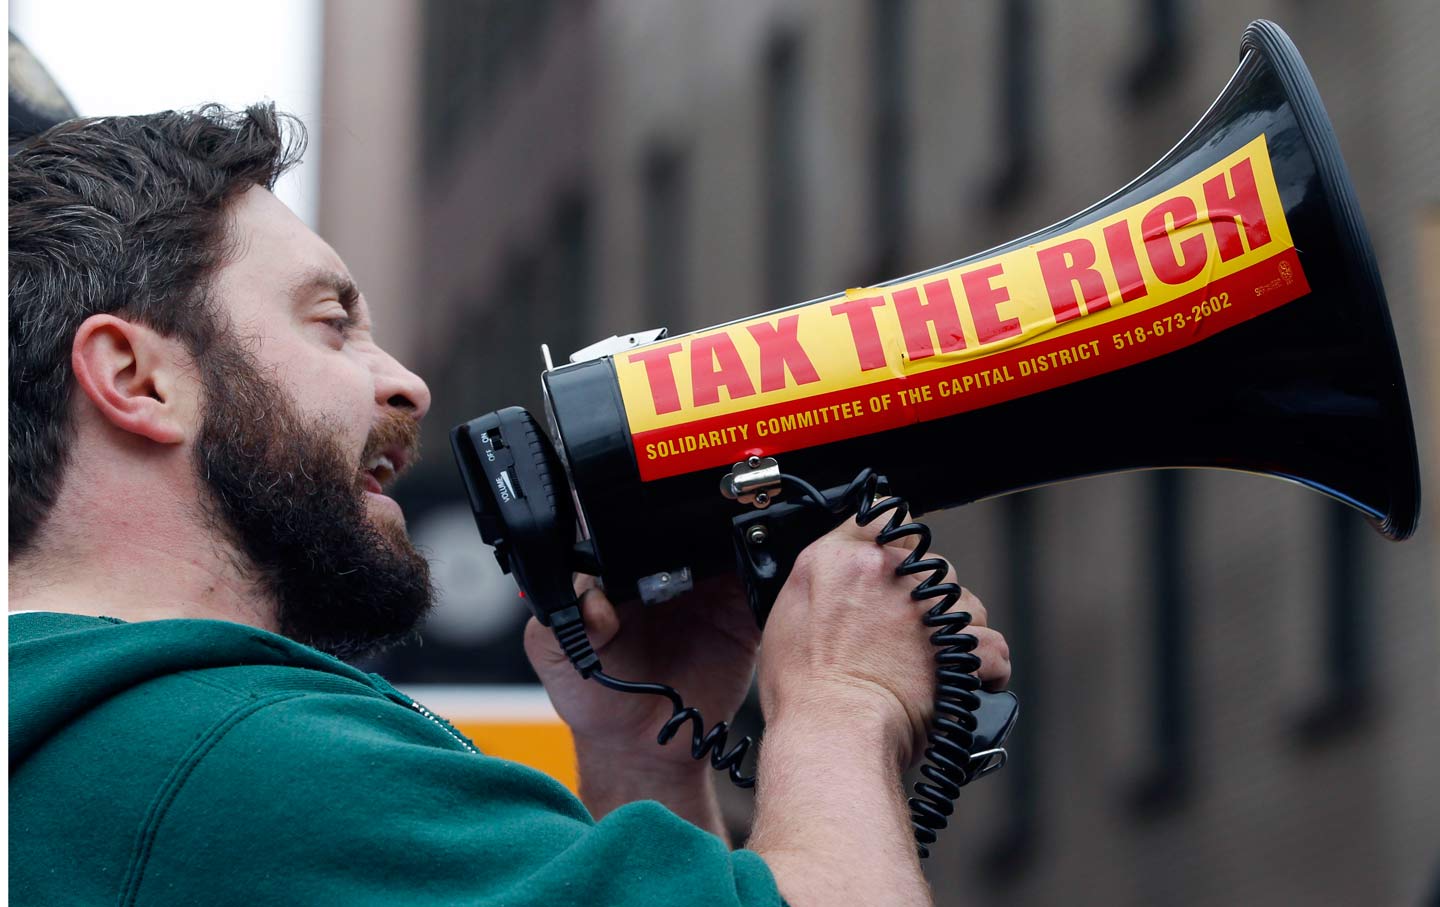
[548, 467, 985, 858]
[549, 602, 757, 789]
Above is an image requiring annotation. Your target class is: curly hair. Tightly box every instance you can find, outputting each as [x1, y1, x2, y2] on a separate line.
[8, 103, 306, 556]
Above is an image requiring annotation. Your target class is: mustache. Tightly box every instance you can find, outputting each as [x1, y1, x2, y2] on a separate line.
[360, 412, 422, 479]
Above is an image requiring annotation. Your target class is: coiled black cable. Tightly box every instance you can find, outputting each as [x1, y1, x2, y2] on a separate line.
[780, 468, 983, 858]
[550, 607, 757, 788]
[550, 467, 983, 857]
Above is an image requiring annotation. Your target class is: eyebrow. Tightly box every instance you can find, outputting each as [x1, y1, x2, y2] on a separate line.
[289, 268, 360, 314]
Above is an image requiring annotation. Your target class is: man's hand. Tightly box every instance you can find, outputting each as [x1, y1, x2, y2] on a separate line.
[524, 572, 761, 832]
[522, 512, 1013, 888]
[759, 517, 1011, 768]
[524, 573, 760, 755]
[748, 516, 1010, 907]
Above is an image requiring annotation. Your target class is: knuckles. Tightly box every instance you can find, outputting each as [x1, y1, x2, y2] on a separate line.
[794, 532, 892, 582]
[969, 627, 1012, 688]
[971, 626, 1010, 663]
[958, 588, 988, 627]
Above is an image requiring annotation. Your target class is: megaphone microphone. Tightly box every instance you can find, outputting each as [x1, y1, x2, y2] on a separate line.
[452, 20, 1420, 858]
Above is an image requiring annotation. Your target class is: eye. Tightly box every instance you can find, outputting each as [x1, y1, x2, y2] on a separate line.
[316, 314, 354, 346]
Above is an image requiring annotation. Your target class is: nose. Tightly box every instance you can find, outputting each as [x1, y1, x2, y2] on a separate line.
[374, 349, 432, 422]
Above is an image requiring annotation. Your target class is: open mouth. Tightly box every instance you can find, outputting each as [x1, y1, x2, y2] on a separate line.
[361, 447, 408, 496]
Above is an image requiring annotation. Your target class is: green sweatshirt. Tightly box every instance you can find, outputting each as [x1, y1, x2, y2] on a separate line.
[9, 612, 783, 906]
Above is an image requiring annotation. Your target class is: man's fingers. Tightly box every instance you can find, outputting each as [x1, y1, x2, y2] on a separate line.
[522, 616, 563, 666]
[955, 586, 987, 628]
[836, 511, 924, 551]
[524, 578, 621, 669]
[572, 572, 598, 598]
[969, 626, 1011, 690]
[828, 521, 988, 628]
[884, 525, 923, 552]
[834, 513, 886, 543]
[893, 556, 989, 627]
[575, 583, 621, 651]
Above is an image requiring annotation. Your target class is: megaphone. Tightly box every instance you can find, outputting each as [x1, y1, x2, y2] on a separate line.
[451, 19, 1419, 855]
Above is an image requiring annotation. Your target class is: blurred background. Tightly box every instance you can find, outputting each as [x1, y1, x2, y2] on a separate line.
[11, 1, 1439, 904]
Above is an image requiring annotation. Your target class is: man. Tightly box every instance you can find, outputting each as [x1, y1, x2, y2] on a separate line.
[9, 105, 1011, 906]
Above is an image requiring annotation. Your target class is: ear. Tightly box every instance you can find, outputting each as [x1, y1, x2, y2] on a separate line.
[70, 314, 195, 445]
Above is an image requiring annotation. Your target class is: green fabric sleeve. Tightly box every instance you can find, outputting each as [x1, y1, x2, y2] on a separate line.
[130, 690, 784, 907]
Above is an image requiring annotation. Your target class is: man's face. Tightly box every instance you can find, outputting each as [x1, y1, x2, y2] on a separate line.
[194, 187, 435, 659]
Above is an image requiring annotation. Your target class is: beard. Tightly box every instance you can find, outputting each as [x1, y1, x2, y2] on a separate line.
[193, 332, 434, 661]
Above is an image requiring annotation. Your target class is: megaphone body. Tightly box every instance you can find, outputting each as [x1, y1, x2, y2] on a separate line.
[458, 20, 1418, 616]
[450, 19, 1419, 854]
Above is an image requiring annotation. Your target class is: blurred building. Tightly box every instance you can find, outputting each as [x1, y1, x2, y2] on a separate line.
[318, 1, 1440, 904]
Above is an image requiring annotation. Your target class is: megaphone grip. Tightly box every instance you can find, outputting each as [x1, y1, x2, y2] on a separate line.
[550, 466, 1015, 859]
[837, 471, 1018, 857]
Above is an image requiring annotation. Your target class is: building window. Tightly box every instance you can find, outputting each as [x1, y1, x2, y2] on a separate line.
[1131, 470, 1192, 815]
[542, 191, 593, 363]
[985, 0, 1037, 209]
[1120, 0, 1186, 105]
[1295, 502, 1373, 742]
[867, 0, 910, 284]
[420, 0, 555, 168]
[763, 33, 804, 312]
[984, 492, 1041, 877]
[642, 147, 689, 333]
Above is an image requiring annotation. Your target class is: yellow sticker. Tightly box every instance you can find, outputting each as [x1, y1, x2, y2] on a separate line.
[617, 135, 1306, 480]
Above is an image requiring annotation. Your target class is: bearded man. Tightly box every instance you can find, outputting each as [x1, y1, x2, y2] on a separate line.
[9, 105, 1011, 906]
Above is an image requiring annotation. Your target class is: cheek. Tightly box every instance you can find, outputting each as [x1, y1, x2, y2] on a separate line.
[306, 360, 375, 437]
[260, 336, 376, 444]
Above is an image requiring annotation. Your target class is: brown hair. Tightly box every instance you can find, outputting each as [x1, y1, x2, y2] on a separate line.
[8, 104, 306, 555]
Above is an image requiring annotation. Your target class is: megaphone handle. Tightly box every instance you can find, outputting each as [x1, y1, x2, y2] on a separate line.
[547, 467, 1016, 859]
[971, 690, 1020, 773]
[767, 469, 1019, 858]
